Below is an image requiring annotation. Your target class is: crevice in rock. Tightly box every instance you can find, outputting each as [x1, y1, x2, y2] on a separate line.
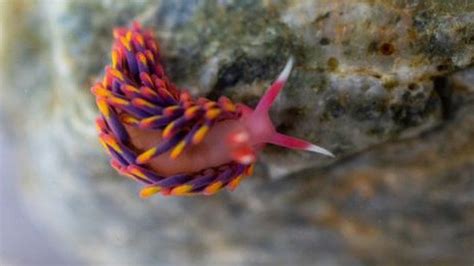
[432, 76, 453, 120]
[208, 55, 285, 100]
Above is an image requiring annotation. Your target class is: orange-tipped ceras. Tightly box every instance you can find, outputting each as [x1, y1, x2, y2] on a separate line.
[92, 21, 334, 198]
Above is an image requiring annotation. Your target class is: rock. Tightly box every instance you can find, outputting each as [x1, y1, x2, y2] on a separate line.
[1, 0, 473, 265]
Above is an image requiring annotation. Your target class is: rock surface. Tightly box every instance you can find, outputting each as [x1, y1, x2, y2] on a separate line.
[1, 0, 473, 265]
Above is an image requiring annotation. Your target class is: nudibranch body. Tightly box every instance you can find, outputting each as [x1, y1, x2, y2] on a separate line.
[92, 22, 333, 198]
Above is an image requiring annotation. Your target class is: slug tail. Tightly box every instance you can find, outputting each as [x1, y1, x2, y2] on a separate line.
[268, 132, 334, 157]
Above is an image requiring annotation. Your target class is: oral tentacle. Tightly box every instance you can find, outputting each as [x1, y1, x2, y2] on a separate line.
[255, 57, 294, 114]
[268, 132, 334, 157]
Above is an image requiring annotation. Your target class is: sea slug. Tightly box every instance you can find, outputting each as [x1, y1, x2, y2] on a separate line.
[91, 22, 333, 198]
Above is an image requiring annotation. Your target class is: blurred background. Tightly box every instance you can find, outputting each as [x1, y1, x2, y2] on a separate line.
[1, 0, 473, 265]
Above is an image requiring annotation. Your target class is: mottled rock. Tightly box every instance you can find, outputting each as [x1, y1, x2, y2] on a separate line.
[1, 0, 473, 265]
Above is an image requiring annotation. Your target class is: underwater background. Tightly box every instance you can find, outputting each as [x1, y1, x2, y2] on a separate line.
[1, 0, 473, 265]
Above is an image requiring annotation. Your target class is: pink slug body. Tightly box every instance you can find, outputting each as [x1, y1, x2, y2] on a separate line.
[92, 22, 333, 198]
